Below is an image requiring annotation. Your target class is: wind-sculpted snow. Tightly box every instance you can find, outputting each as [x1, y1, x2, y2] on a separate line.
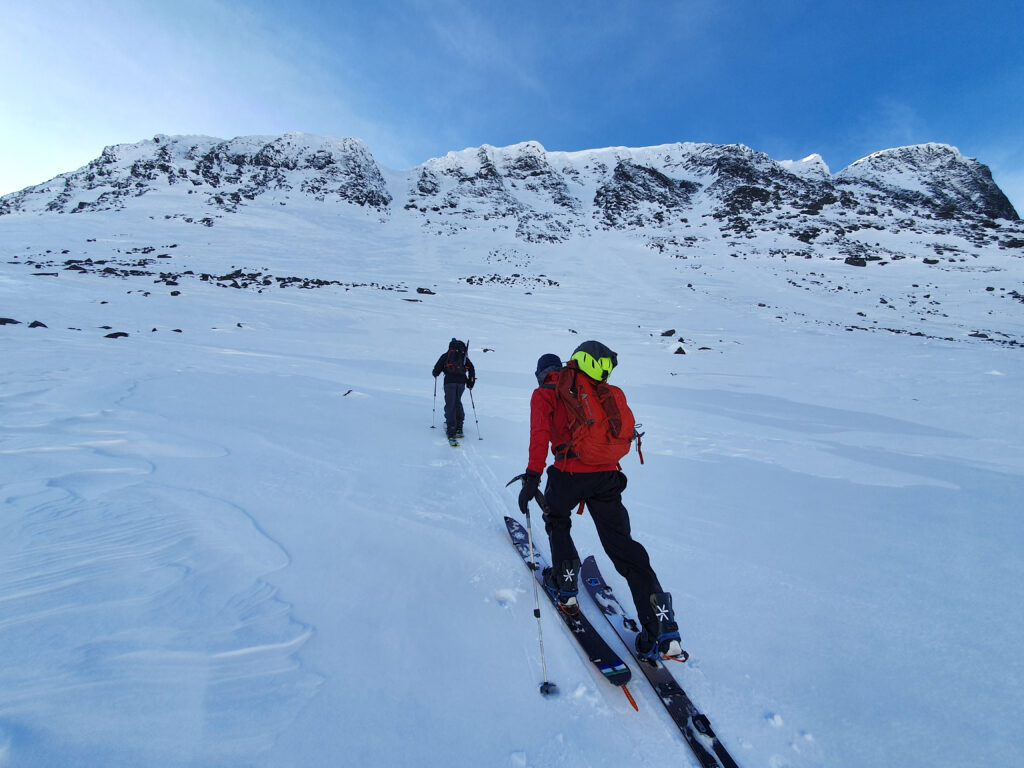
[0, 372, 320, 766]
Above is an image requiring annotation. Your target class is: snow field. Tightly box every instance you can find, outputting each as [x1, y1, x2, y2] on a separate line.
[2, 202, 1023, 766]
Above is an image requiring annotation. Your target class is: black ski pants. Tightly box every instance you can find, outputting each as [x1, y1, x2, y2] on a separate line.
[443, 382, 466, 437]
[542, 467, 664, 626]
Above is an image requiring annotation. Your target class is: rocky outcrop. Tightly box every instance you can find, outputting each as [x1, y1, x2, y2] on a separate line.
[836, 143, 1017, 220]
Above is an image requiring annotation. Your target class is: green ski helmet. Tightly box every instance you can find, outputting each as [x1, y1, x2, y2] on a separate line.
[570, 340, 618, 381]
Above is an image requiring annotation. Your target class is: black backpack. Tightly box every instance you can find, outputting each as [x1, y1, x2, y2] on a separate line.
[444, 340, 467, 374]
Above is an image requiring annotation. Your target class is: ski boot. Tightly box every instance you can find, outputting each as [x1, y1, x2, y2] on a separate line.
[635, 592, 688, 663]
[542, 559, 581, 616]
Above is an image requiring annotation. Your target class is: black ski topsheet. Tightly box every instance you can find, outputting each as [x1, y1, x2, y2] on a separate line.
[581, 556, 740, 768]
[504, 517, 631, 688]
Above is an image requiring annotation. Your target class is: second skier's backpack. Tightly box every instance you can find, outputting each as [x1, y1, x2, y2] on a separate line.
[551, 362, 636, 466]
[444, 340, 467, 374]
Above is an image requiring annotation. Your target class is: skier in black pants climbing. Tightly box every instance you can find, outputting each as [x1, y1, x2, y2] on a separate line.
[516, 343, 685, 662]
[432, 338, 476, 444]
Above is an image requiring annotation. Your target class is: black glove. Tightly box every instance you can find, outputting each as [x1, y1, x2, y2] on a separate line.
[517, 470, 541, 515]
[467, 378, 475, 390]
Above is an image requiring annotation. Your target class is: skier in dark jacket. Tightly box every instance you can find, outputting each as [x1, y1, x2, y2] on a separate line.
[432, 338, 476, 442]
[517, 342, 685, 662]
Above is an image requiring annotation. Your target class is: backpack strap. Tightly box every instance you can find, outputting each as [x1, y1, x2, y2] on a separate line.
[595, 381, 624, 438]
[445, 347, 467, 371]
[553, 365, 589, 460]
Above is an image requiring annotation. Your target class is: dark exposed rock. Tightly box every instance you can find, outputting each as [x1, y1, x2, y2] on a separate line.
[594, 160, 697, 228]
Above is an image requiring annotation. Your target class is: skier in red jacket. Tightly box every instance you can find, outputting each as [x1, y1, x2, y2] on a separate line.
[516, 341, 685, 662]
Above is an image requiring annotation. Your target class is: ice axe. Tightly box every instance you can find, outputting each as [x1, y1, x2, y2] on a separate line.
[506, 473, 550, 514]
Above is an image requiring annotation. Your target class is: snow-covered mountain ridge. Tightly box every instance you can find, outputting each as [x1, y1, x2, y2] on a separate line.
[2, 134, 1018, 242]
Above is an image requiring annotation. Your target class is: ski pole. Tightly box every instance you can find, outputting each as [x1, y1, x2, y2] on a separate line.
[524, 503, 557, 696]
[468, 387, 481, 440]
[431, 376, 438, 428]
[506, 475, 557, 696]
[465, 338, 480, 439]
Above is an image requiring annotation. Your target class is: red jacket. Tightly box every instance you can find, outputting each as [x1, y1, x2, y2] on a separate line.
[527, 371, 620, 475]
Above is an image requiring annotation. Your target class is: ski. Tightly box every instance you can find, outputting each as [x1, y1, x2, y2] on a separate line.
[504, 517, 632, 692]
[581, 556, 740, 768]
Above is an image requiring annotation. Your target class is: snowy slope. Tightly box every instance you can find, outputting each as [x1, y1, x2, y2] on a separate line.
[2, 136, 1024, 768]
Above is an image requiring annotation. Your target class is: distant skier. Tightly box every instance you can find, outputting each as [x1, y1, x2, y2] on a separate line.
[515, 342, 686, 662]
[432, 338, 476, 445]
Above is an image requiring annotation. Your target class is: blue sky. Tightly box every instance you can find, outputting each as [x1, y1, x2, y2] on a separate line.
[2, 0, 1022, 211]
